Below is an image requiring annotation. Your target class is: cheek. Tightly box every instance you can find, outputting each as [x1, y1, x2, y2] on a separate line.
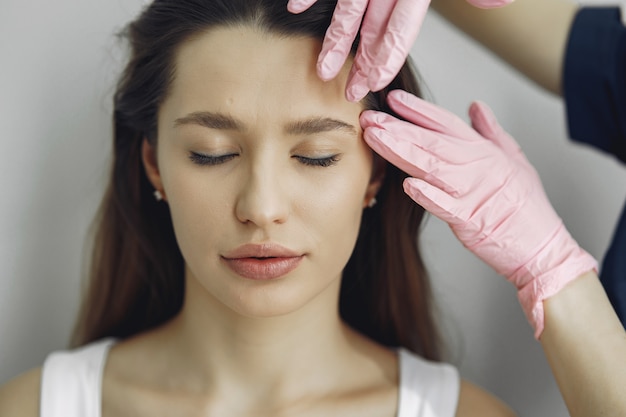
[304, 145, 373, 241]
[158, 154, 230, 259]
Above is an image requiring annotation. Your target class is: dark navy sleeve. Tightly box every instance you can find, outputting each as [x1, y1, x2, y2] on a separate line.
[563, 7, 626, 163]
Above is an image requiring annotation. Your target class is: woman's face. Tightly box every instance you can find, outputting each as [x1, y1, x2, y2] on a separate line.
[144, 26, 380, 318]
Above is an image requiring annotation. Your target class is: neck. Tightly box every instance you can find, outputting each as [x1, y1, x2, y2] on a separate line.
[158, 268, 367, 403]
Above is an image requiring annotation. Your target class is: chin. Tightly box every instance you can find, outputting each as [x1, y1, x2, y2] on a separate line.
[222, 279, 334, 319]
[186, 263, 342, 319]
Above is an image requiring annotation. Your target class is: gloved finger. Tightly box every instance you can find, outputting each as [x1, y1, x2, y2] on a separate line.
[287, 0, 319, 13]
[355, 0, 398, 64]
[316, 0, 370, 81]
[361, 110, 459, 160]
[469, 101, 522, 157]
[362, 115, 475, 197]
[362, 123, 431, 179]
[465, 0, 515, 9]
[403, 178, 468, 225]
[387, 90, 479, 139]
[344, 0, 398, 100]
[368, 0, 430, 92]
[362, 108, 518, 198]
[361, 110, 474, 164]
[345, 60, 370, 102]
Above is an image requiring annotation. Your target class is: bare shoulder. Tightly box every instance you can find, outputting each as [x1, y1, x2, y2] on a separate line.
[0, 368, 41, 417]
[456, 379, 517, 417]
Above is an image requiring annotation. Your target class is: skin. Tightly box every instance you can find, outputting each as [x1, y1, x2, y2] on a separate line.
[540, 271, 626, 416]
[432, 0, 579, 95]
[152, 27, 379, 322]
[0, 26, 515, 417]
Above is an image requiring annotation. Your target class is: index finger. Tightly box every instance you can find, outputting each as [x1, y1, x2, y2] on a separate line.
[367, 0, 430, 91]
[316, 0, 370, 81]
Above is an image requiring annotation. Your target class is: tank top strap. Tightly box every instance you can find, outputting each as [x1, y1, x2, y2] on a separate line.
[396, 348, 460, 417]
[40, 338, 116, 417]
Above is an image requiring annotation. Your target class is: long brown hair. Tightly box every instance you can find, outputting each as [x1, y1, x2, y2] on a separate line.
[72, 0, 441, 361]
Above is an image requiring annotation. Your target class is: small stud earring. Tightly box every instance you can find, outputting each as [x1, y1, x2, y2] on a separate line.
[154, 190, 164, 202]
[367, 197, 377, 208]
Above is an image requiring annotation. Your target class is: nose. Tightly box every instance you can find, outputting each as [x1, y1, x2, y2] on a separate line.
[234, 159, 290, 227]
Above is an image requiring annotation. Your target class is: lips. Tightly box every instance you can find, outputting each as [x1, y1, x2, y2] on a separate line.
[221, 243, 304, 280]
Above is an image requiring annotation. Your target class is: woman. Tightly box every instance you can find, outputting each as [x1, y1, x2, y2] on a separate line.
[0, 1, 622, 416]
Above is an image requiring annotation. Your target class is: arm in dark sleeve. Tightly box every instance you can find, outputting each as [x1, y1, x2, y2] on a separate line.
[564, 7, 626, 163]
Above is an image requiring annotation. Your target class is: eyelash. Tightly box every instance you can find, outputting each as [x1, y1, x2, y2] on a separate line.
[293, 155, 341, 167]
[188, 152, 237, 166]
[188, 152, 341, 168]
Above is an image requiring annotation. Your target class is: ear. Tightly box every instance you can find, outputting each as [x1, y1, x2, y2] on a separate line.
[364, 154, 386, 208]
[141, 138, 167, 201]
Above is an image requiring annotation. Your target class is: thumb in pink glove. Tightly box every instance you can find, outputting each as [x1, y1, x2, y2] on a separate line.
[360, 90, 597, 338]
[288, 0, 514, 102]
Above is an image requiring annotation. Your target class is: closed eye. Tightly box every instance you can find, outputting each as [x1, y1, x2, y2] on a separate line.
[293, 155, 341, 167]
[189, 152, 238, 166]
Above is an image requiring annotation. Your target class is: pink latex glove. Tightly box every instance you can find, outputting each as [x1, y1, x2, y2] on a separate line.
[287, 0, 514, 102]
[361, 91, 597, 338]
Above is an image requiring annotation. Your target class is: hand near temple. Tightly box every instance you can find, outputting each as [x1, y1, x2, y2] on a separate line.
[360, 91, 597, 338]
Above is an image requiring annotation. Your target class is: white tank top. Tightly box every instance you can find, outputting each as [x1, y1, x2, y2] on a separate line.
[40, 339, 459, 417]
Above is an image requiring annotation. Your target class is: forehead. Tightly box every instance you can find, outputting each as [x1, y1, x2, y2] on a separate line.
[160, 25, 361, 127]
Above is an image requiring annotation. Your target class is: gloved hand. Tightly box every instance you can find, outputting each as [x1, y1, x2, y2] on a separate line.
[360, 90, 597, 338]
[287, 0, 514, 102]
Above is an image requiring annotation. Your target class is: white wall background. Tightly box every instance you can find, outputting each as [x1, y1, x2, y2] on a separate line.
[1, 1, 624, 415]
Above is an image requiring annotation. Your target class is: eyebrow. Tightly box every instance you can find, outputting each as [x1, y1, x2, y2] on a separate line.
[174, 111, 357, 137]
[284, 117, 357, 136]
[174, 112, 244, 130]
